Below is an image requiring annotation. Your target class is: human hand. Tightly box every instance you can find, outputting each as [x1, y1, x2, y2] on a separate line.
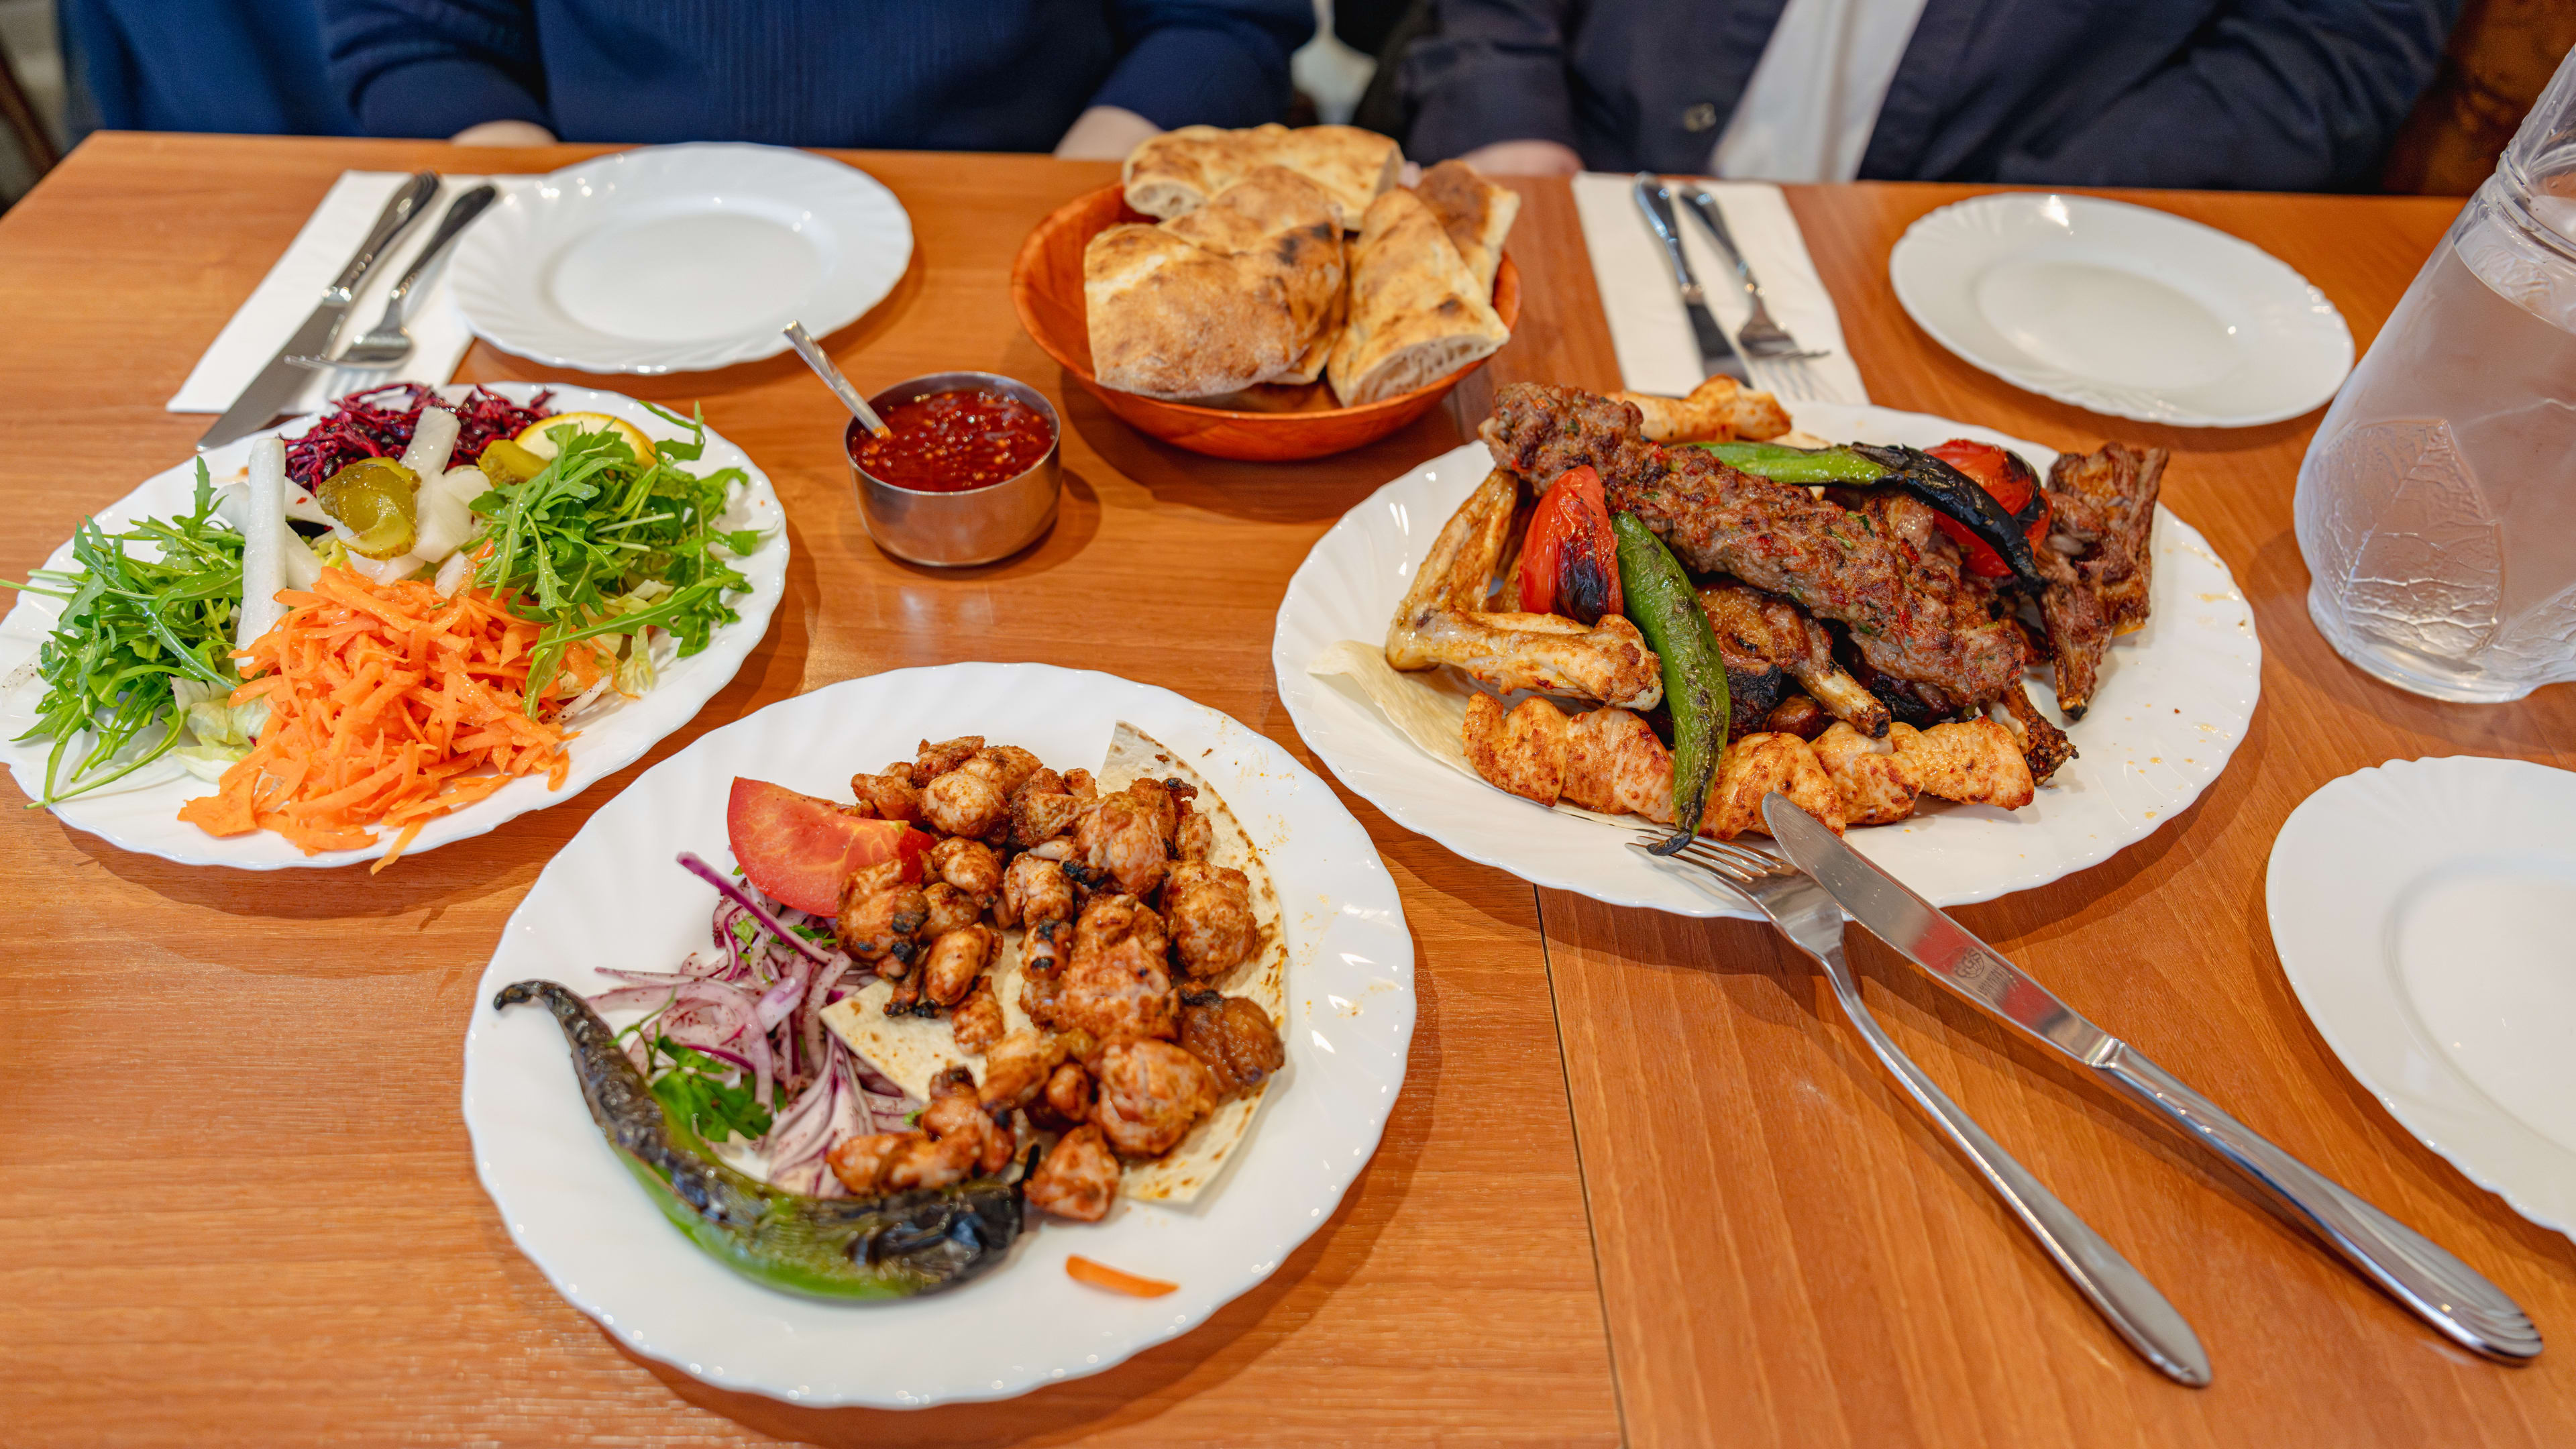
[450, 120, 557, 147]
[1458, 140, 1581, 176]
[1055, 106, 1162, 161]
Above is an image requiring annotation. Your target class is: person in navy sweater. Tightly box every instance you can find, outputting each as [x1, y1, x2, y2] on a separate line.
[319, 0, 1313, 158]
[62, 0, 358, 136]
[1397, 0, 2455, 191]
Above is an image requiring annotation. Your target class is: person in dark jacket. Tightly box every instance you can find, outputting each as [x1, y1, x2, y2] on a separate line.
[1399, 0, 2457, 191]
[60, 0, 359, 138]
[320, 0, 1312, 158]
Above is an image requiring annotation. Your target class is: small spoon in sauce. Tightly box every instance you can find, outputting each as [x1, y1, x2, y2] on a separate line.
[782, 321, 892, 439]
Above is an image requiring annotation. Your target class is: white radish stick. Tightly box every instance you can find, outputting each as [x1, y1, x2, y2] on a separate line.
[235, 437, 289, 652]
[399, 404, 461, 479]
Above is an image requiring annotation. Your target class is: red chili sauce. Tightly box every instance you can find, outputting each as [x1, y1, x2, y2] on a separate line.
[851, 389, 1053, 492]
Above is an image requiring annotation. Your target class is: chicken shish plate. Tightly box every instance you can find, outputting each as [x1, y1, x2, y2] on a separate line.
[1326, 380, 2167, 843]
[496, 722, 1286, 1299]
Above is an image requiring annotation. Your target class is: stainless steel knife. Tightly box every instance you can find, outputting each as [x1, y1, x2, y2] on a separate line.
[1629, 172, 1748, 383]
[198, 170, 443, 449]
[1760, 792, 2544, 1364]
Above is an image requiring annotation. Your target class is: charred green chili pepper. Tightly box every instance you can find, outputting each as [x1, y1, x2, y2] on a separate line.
[1611, 513, 1729, 853]
[1693, 439, 1886, 484]
[1845, 443, 2047, 592]
[495, 980, 1022, 1300]
[1698, 439, 2047, 592]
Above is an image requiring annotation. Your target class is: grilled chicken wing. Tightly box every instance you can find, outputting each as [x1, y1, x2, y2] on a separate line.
[1385, 468, 1664, 708]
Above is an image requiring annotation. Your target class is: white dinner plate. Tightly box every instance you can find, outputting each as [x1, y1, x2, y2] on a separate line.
[451, 144, 912, 374]
[1889, 193, 2353, 428]
[0, 383, 787, 868]
[462, 663, 1414, 1407]
[1272, 402, 2262, 919]
[2267, 756, 2576, 1236]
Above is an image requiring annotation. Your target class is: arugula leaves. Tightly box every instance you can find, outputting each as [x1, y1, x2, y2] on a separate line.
[3, 462, 246, 803]
[470, 404, 758, 716]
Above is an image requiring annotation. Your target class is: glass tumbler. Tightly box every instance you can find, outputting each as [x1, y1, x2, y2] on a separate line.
[2294, 45, 2576, 702]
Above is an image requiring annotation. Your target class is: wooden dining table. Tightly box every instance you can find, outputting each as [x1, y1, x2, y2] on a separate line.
[3, 131, 2572, 1448]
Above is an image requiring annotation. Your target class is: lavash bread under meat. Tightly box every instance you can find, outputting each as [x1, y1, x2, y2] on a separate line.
[1327, 188, 1511, 407]
[1124, 123, 1401, 231]
[1412, 160, 1520, 294]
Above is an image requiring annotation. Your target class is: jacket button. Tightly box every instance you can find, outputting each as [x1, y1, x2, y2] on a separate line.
[1682, 103, 1718, 133]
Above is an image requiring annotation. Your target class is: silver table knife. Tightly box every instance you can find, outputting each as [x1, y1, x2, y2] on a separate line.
[1630, 172, 1748, 383]
[1762, 793, 2544, 1364]
[198, 170, 442, 449]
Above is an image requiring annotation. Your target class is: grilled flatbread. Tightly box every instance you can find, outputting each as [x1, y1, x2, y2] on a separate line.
[1125, 123, 1400, 231]
[824, 724, 1288, 1205]
[1328, 189, 1511, 407]
[1413, 160, 1519, 293]
[1162, 166, 1346, 361]
[1085, 223, 1304, 400]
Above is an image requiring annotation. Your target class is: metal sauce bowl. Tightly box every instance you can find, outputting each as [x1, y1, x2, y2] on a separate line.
[847, 372, 1062, 567]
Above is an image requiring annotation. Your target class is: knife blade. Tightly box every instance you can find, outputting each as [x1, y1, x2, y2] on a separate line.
[1760, 792, 2545, 1364]
[1629, 173, 1748, 383]
[199, 170, 443, 449]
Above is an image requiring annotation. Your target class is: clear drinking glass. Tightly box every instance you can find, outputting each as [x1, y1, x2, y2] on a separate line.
[2294, 46, 2576, 702]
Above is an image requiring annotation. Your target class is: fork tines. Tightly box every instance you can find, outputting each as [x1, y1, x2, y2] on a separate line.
[1624, 828, 1787, 882]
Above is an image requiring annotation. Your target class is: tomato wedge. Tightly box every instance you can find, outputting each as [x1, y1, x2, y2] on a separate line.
[724, 777, 931, 915]
[1925, 439, 2049, 580]
[1516, 464, 1622, 624]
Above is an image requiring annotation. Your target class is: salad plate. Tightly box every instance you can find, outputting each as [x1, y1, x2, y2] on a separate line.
[1889, 193, 2353, 428]
[461, 662, 1414, 1407]
[450, 144, 913, 374]
[1272, 400, 2263, 920]
[2269, 755, 2576, 1238]
[0, 382, 788, 868]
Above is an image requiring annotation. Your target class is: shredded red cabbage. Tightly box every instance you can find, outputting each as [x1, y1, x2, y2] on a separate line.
[284, 383, 554, 490]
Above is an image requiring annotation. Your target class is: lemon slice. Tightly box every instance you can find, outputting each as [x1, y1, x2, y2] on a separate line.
[513, 412, 659, 466]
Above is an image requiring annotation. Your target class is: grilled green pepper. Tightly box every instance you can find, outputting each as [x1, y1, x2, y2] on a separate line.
[1611, 513, 1728, 852]
[1845, 443, 2047, 591]
[495, 980, 1022, 1300]
[1693, 440, 1886, 484]
[1699, 439, 2047, 592]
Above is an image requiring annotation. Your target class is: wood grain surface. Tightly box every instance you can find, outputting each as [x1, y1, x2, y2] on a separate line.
[0, 135, 1616, 1447]
[1, 132, 2569, 1449]
[1515, 180, 2576, 1449]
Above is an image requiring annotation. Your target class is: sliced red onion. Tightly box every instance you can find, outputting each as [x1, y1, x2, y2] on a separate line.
[596, 967, 714, 987]
[797, 955, 859, 1084]
[589, 983, 684, 1013]
[679, 851, 839, 973]
[765, 1069, 842, 1168]
[754, 974, 803, 1032]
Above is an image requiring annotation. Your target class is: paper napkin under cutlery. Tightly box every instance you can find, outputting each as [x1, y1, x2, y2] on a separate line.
[167, 170, 515, 417]
[1570, 171, 1870, 407]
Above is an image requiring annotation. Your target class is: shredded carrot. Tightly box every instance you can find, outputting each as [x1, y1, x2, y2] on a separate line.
[178, 567, 584, 863]
[1064, 1256, 1178, 1298]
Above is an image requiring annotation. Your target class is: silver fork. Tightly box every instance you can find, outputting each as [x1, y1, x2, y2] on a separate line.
[288, 184, 499, 371]
[1629, 830, 2212, 1386]
[1678, 188, 1829, 362]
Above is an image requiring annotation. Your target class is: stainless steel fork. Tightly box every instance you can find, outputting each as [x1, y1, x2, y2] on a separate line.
[1678, 188, 1829, 362]
[1631, 830, 2212, 1386]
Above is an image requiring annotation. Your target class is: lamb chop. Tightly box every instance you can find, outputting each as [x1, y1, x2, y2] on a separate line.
[1695, 580, 1892, 739]
[2033, 443, 2164, 718]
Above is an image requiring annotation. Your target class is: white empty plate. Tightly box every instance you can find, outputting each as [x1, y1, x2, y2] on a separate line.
[1890, 193, 2352, 427]
[2268, 755, 2576, 1236]
[451, 144, 912, 374]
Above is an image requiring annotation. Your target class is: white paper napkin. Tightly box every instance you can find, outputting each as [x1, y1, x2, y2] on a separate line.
[1570, 171, 1869, 407]
[168, 171, 512, 416]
